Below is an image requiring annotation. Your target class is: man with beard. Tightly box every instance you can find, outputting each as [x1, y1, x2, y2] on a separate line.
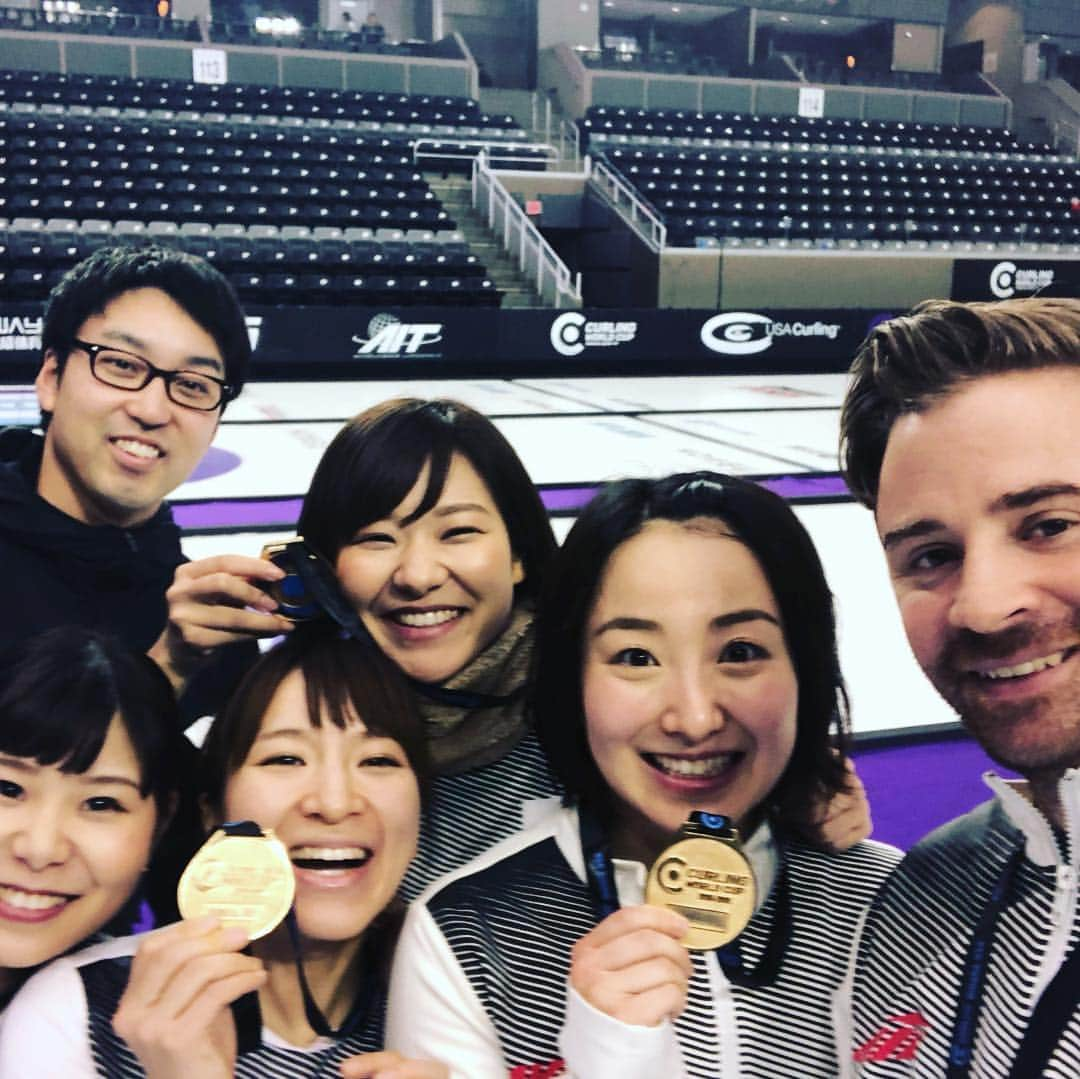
[838, 297, 1080, 1077]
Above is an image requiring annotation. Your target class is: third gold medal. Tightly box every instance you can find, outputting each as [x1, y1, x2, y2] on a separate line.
[645, 811, 756, 950]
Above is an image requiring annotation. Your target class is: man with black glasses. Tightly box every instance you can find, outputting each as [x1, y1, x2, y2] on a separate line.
[0, 245, 288, 714]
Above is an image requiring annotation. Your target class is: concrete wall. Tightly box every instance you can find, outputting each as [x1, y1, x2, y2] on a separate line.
[0, 29, 472, 95]
[717, 250, 953, 309]
[442, 0, 535, 89]
[545, 44, 1009, 127]
[537, 0, 597, 52]
[892, 21, 943, 74]
[948, 0, 1024, 100]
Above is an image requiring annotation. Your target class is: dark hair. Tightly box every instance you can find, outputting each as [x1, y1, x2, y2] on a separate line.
[201, 625, 430, 815]
[841, 297, 1080, 509]
[533, 472, 849, 836]
[0, 626, 189, 820]
[297, 398, 556, 604]
[42, 243, 251, 401]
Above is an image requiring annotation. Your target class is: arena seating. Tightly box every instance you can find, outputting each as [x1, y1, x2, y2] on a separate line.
[580, 105, 1058, 157]
[580, 106, 1079, 247]
[0, 70, 523, 136]
[0, 71, 525, 304]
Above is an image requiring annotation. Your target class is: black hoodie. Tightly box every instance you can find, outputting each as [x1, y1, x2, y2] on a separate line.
[0, 427, 182, 655]
[0, 427, 256, 723]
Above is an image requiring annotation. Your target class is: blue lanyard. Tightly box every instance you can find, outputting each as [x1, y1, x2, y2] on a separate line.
[945, 843, 1025, 1079]
[577, 807, 791, 988]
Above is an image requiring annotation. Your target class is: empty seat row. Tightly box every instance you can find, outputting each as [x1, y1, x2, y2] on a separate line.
[582, 106, 1056, 157]
[0, 262, 500, 307]
[0, 70, 520, 133]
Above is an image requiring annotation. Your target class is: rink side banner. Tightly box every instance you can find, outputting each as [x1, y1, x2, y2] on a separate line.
[0, 306, 901, 379]
[951, 258, 1080, 302]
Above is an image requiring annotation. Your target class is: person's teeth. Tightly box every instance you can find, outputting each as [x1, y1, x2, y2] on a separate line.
[290, 846, 370, 863]
[983, 651, 1067, 680]
[114, 438, 160, 459]
[394, 610, 459, 627]
[0, 885, 69, 911]
[652, 754, 732, 777]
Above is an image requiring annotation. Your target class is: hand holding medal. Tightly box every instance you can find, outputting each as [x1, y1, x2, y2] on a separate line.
[644, 812, 756, 951]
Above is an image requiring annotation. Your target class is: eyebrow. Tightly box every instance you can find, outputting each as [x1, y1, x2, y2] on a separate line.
[97, 330, 226, 377]
[592, 608, 781, 638]
[0, 756, 36, 774]
[82, 774, 142, 791]
[432, 502, 492, 517]
[882, 483, 1080, 550]
[0, 756, 140, 790]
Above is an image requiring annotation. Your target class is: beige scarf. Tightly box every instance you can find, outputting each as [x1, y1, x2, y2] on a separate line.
[417, 605, 535, 776]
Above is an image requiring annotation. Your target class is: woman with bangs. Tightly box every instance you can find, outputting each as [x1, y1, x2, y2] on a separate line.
[0, 626, 193, 1009]
[0, 626, 446, 1077]
[156, 400, 870, 899]
[386, 472, 901, 1078]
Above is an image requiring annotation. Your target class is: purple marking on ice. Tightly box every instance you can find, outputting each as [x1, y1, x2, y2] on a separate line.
[188, 446, 243, 482]
[758, 473, 850, 500]
[540, 486, 600, 513]
[171, 475, 851, 533]
[173, 497, 303, 531]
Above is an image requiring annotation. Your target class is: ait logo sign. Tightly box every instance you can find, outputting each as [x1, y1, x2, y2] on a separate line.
[352, 313, 443, 358]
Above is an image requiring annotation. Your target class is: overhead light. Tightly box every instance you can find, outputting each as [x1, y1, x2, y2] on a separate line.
[820, 18, 830, 25]
[671, 4, 680, 11]
[779, 15, 789, 22]
[904, 30, 913, 38]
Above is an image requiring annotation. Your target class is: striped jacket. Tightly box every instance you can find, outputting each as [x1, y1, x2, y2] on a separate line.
[845, 770, 1080, 1078]
[388, 804, 901, 1078]
[0, 935, 383, 1078]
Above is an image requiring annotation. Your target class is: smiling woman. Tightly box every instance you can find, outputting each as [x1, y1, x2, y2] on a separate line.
[0, 626, 191, 1008]
[386, 473, 902, 1078]
[297, 398, 563, 897]
[0, 627, 446, 1079]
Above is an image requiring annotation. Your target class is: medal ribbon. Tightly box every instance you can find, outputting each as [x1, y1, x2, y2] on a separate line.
[578, 807, 791, 987]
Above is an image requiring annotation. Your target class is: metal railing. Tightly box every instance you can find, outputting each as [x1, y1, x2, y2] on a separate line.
[586, 155, 668, 250]
[471, 149, 581, 309]
[414, 137, 557, 170]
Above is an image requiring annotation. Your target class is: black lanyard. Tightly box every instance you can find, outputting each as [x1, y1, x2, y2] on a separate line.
[578, 807, 792, 988]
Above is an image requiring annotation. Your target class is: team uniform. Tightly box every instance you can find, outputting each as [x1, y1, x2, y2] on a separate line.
[844, 770, 1080, 1078]
[400, 606, 563, 901]
[388, 803, 901, 1078]
[0, 936, 384, 1078]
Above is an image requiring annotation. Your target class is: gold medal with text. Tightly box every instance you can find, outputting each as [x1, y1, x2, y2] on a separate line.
[644, 812, 756, 950]
[177, 820, 295, 940]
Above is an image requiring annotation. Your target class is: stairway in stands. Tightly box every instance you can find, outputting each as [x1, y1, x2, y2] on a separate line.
[426, 174, 543, 308]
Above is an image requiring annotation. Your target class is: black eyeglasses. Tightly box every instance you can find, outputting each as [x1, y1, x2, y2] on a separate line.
[71, 339, 235, 411]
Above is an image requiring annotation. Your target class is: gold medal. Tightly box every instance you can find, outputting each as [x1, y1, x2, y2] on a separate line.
[177, 822, 295, 940]
[645, 813, 756, 950]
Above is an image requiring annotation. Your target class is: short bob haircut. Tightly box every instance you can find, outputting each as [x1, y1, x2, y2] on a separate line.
[0, 625, 189, 820]
[297, 398, 557, 606]
[841, 296, 1080, 509]
[42, 243, 251, 400]
[533, 472, 850, 837]
[201, 624, 430, 816]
